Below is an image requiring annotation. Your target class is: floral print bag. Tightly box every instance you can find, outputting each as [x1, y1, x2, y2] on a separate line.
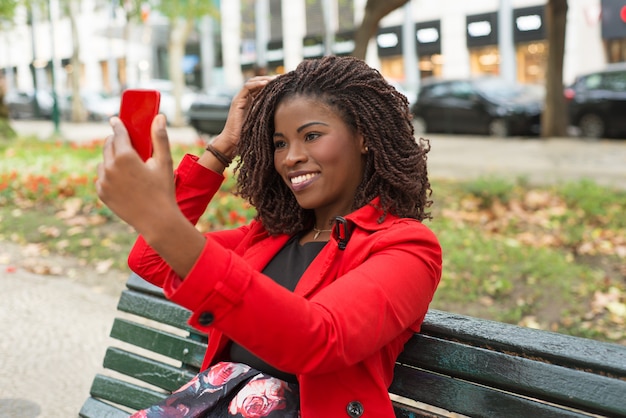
[130, 362, 300, 418]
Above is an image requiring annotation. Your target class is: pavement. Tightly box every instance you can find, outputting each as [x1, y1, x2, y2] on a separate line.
[1, 120, 625, 418]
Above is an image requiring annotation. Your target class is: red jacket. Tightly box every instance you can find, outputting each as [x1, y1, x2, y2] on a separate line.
[128, 155, 442, 418]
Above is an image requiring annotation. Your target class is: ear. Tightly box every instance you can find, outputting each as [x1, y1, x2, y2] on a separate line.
[357, 134, 368, 154]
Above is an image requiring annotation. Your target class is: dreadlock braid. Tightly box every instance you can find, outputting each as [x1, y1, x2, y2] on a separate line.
[235, 55, 433, 235]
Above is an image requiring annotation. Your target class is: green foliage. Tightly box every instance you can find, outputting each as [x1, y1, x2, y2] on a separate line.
[0, 0, 18, 19]
[558, 179, 626, 228]
[459, 175, 516, 208]
[141, 0, 218, 20]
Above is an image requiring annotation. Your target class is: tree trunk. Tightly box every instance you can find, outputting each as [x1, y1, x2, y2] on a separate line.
[69, 0, 87, 122]
[0, 79, 17, 140]
[352, 0, 409, 60]
[541, 0, 568, 138]
[168, 17, 193, 127]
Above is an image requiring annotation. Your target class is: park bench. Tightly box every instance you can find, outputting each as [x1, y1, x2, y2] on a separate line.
[80, 273, 626, 418]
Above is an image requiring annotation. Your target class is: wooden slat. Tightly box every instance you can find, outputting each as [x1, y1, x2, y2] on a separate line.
[110, 318, 206, 368]
[117, 289, 195, 331]
[390, 365, 589, 418]
[399, 334, 626, 417]
[422, 310, 626, 378]
[103, 347, 196, 392]
[89, 374, 168, 411]
[78, 397, 129, 418]
[126, 272, 166, 297]
[393, 404, 451, 418]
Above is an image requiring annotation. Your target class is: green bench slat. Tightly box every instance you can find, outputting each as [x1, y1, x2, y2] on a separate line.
[422, 310, 626, 378]
[89, 373, 167, 411]
[117, 289, 194, 331]
[104, 347, 197, 392]
[392, 403, 450, 418]
[126, 272, 166, 297]
[110, 318, 206, 369]
[78, 397, 129, 418]
[390, 365, 588, 418]
[399, 334, 626, 417]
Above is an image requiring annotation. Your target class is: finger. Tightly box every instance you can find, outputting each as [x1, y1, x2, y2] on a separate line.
[234, 76, 274, 104]
[150, 114, 172, 164]
[102, 133, 115, 162]
[109, 116, 133, 153]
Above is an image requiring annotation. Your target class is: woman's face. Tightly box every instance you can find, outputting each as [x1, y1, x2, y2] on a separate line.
[273, 95, 367, 219]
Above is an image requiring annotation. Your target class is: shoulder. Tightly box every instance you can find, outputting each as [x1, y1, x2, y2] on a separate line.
[369, 218, 439, 249]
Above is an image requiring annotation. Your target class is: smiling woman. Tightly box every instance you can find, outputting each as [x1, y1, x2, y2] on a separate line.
[95, 56, 442, 417]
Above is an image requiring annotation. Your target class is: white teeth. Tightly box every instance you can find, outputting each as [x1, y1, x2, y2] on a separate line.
[291, 173, 317, 185]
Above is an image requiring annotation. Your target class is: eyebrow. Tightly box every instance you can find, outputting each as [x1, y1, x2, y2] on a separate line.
[273, 121, 329, 138]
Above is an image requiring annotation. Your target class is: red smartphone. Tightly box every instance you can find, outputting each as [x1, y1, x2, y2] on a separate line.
[119, 89, 161, 161]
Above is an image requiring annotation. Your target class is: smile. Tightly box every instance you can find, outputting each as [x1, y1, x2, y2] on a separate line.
[289, 172, 320, 191]
[291, 173, 318, 185]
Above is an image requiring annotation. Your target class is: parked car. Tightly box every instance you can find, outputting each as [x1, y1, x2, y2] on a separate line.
[5, 89, 55, 119]
[187, 87, 236, 136]
[129, 79, 199, 125]
[411, 77, 544, 137]
[61, 91, 121, 122]
[565, 63, 626, 139]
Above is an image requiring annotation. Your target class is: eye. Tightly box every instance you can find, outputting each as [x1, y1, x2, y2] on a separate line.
[273, 139, 286, 149]
[304, 132, 321, 141]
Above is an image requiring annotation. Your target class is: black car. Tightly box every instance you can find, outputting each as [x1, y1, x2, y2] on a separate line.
[565, 63, 626, 139]
[411, 77, 544, 137]
[187, 87, 235, 136]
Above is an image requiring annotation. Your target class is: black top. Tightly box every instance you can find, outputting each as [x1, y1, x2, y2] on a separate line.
[229, 235, 327, 382]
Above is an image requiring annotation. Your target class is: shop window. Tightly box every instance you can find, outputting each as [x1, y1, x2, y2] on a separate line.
[469, 46, 499, 76]
[605, 38, 626, 63]
[516, 41, 547, 84]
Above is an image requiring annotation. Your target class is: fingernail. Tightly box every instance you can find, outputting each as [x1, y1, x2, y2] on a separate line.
[156, 115, 166, 129]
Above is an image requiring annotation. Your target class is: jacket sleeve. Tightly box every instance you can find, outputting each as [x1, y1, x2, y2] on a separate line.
[128, 154, 251, 288]
[163, 219, 442, 375]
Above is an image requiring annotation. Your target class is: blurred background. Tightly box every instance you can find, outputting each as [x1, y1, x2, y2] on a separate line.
[2, 0, 626, 140]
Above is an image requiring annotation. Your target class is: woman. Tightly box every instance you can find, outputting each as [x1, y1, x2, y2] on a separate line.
[96, 56, 442, 417]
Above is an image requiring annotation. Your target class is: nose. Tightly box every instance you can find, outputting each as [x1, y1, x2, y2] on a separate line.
[283, 141, 307, 167]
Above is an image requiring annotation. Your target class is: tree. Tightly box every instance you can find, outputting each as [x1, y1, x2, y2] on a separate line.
[352, 0, 408, 60]
[124, 0, 217, 127]
[541, 0, 568, 138]
[0, 0, 19, 139]
[0, 0, 18, 17]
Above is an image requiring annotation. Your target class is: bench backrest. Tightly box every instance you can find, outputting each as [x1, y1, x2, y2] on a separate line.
[80, 274, 626, 418]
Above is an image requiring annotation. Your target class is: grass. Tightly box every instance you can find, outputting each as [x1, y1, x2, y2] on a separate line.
[1, 136, 625, 345]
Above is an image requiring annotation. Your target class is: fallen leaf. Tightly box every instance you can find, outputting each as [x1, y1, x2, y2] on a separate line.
[96, 259, 114, 274]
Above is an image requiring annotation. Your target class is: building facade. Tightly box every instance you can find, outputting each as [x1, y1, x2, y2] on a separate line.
[0, 0, 623, 99]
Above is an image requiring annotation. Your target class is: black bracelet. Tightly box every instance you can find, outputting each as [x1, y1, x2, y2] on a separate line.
[205, 143, 233, 167]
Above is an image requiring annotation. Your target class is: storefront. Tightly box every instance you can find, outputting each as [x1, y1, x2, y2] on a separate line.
[376, 25, 404, 80]
[513, 5, 547, 84]
[376, 22, 442, 81]
[415, 20, 442, 78]
[466, 12, 499, 76]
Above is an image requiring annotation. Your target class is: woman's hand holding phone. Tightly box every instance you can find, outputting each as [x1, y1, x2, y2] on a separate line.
[118, 89, 161, 161]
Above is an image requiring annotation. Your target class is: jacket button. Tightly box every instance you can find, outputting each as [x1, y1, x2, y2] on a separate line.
[346, 401, 364, 417]
[198, 311, 214, 326]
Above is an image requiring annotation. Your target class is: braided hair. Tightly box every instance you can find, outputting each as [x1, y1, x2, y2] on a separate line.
[235, 55, 432, 236]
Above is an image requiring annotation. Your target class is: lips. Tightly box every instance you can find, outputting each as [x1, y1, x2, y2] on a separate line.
[288, 171, 320, 192]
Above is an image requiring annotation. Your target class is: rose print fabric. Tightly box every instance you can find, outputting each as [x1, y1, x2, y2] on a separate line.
[130, 362, 300, 418]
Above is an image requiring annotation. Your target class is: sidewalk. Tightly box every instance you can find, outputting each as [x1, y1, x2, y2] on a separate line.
[0, 243, 128, 418]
